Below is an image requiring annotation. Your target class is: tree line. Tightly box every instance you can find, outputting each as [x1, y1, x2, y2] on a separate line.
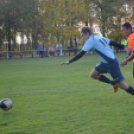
[0, 0, 133, 51]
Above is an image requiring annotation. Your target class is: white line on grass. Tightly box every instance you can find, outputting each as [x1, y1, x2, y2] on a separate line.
[1, 88, 113, 95]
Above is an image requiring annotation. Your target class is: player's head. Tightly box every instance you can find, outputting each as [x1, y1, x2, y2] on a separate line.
[81, 27, 92, 40]
[122, 22, 132, 37]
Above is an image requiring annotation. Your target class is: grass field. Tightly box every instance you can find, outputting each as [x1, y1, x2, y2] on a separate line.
[0, 53, 134, 134]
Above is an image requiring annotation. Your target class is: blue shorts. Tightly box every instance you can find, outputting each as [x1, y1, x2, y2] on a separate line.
[95, 58, 124, 83]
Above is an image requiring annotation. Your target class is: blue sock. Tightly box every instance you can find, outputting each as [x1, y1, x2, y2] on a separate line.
[99, 75, 114, 85]
[126, 86, 134, 95]
[109, 79, 115, 85]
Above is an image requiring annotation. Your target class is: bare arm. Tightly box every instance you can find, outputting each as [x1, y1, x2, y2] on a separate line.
[120, 52, 134, 66]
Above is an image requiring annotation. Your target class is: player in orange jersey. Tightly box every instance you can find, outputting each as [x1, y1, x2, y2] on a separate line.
[120, 22, 134, 66]
[119, 22, 134, 94]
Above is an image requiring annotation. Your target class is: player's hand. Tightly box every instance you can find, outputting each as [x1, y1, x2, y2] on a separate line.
[120, 60, 127, 67]
[61, 61, 70, 65]
[124, 46, 130, 53]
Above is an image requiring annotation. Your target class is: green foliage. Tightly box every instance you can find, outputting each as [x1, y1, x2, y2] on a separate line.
[128, 1, 134, 25]
[108, 30, 124, 43]
[0, 0, 133, 49]
[0, 0, 38, 50]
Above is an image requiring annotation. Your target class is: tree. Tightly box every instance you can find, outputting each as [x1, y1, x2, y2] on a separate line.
[0, 0, 39, 50]
[0, 0, 133, 51]
[128, 1, 134, 25]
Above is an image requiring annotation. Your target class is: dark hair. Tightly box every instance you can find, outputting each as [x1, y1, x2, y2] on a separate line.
[81, 27, 92, 35]
[122, 22, 132, 30]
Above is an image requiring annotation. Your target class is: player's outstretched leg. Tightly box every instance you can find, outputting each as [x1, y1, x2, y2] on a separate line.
[99, 75, 115, 85]
[118, 81, 134, 95]
[90, 70, 118, 93]
[99, 75, 118, 93]
[126, 86, 134, 95]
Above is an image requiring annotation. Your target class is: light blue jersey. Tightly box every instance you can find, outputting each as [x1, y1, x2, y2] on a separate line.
[82, 35, 115, 64]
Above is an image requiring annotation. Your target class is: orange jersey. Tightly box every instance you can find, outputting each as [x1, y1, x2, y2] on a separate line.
[128, 32, 134, 52]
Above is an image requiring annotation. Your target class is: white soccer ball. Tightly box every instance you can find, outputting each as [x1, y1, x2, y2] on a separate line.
[0, 98, 12, 111]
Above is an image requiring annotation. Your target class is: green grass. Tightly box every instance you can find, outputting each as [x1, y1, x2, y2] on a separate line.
[0, 53, 134, 134]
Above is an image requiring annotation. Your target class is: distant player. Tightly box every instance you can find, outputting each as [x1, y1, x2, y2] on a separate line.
[61, 26, 134, 95]
[120, 22, 134, 67]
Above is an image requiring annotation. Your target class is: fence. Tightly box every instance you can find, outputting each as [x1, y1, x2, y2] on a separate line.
[0, 46, 123, 59]
[0, 49, 91, 59]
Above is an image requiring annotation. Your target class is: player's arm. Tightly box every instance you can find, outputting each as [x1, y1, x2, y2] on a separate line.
[61, 50, 86, 65]
[126, 52, 134, 62]
[69, 50, 86, 63]
[120, 52, 134, 66]
[109, 41, 125, 49]
[109, 41, 130, 53]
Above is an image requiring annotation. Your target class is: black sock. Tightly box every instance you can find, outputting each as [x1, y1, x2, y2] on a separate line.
[99, 75, 114, 85]
[126, 86, 134, 95]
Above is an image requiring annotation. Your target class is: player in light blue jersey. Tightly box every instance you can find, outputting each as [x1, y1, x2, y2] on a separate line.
[61, 26, 134, 96]
[82, 34, 115, 64]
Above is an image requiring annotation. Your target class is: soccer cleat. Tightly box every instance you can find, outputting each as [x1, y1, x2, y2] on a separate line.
[114, 84, 118, 93]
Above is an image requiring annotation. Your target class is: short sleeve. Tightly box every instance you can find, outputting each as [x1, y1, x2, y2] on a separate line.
[82, 39, 94, 52]
[128, 38, 134, 52]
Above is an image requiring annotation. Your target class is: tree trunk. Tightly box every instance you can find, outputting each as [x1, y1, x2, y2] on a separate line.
[57, 30, 59, 42]
[85, 21, 88, 26]
[74, 35, 77, 47]
[102, 24, 105, 37]
[70, 38, 73, 47]
[7, 28, 11, 51]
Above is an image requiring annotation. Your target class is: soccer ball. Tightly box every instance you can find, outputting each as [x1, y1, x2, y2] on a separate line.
[0, 98, 12, 111]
